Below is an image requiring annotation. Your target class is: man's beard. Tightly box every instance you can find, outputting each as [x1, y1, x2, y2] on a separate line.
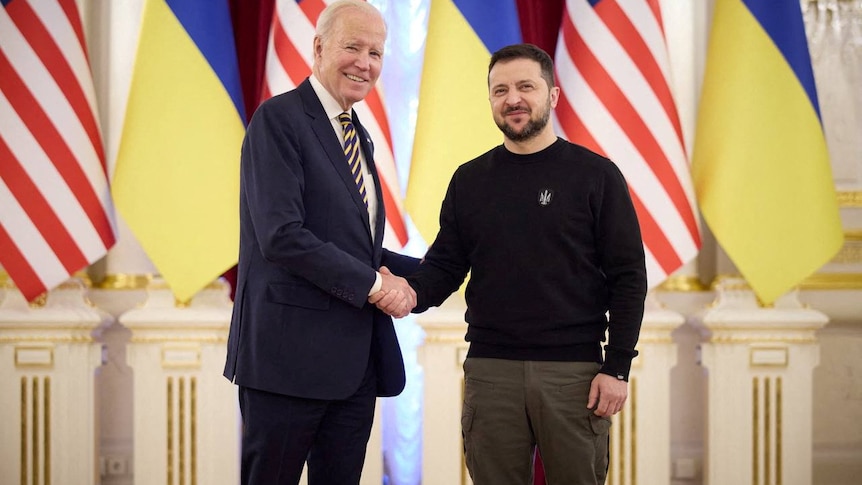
[496, 100, 551, 142]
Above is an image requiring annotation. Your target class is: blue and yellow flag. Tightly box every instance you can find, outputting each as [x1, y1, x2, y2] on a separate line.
[113, 0, 246, 302]
[406, 0, 521, 243]
[692, 0, 843, 304]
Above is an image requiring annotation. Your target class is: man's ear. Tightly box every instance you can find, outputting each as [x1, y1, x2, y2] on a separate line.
[313, 36, 322, 59]
[550, 86, 561, 109]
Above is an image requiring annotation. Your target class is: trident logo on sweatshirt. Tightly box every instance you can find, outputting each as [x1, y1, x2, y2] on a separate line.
[538, 189, 553, 206]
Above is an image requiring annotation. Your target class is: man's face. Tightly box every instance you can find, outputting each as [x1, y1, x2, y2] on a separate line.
[313, 9, 386, 110]
[488, 58, 559, 142]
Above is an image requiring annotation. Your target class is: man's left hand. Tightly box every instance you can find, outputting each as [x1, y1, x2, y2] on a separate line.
[587, 373, 628, 417]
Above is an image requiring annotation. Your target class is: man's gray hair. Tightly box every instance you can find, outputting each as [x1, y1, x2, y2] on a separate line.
[315, 0, 387, 41]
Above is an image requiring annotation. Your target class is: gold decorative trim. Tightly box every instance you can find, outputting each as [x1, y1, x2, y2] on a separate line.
[167, 377, 174, 485]
[96, 273, 153, 290]
[28, 293, 47, 309]
[192, 377, 198, 485]
[709, 274, 748, 291]
[753, 377, 759, 485]
[0, 271, 9, 286]
[765, 378, 771, 485]
[0, 336, 94, 344]
[838, 191, 862, 207]
[21, 377, 26, 485]
[129, 336, 227, 344]
[749, 347, 789, 368]
[45, 377, 51, 485]
[799, 273, 862, 290]
[657, 275, 708, 292]
[180, 378, 186, 485]
[15, 346, 54, 368]
[71, 271, 92, 287]
[777, 377, 783, 485]
[710, 335, 817, 344]
[708, 271, 862, 292]
[32, 378, 39, 485]
[423, 334, 468, 344]
[161, 344, 202, 369]
[638, 336, 674, 344]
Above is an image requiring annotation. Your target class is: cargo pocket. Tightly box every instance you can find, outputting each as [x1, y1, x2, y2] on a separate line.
[590, 414, 611, 483]
[589, 414, 611, 436]
[461, 402, 476, 466]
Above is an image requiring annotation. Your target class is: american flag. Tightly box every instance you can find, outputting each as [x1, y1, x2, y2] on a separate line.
[263, 0, 408, 248]
[0, 0, 116, 301]
[554, 0, 701, 288]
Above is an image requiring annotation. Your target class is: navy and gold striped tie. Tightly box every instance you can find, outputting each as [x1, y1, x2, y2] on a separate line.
[338, 112, 368, 207]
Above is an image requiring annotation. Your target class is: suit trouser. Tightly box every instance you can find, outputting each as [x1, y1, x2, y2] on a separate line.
[462, 358, 611, 485]
[238, 360, 377, 485]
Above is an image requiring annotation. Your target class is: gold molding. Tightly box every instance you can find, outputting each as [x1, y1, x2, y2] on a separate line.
[710, 335, 817, 344]
[753, 377, 759, 485]
[96, 273, 153, 290]
[129, 336, 227, 344]
[657, 275, 708, 292]
[838, 191, 862, 207]
[15, 346, 54, 368]
[749, 347, 789, 368]
[21, 378, 26, 485]
[799, 273, 862, 290]
[0, 336, 94, 344]
[167, 377, 174, 485]
[161, 344, 202, 369]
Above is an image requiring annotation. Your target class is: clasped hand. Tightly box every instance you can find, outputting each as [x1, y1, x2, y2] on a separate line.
[367, 266, 416, 318]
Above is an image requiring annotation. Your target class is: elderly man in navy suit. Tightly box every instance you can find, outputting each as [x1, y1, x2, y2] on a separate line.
[223, 1, 419, 483]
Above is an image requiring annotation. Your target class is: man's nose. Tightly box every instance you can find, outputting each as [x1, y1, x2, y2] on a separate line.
[505, 91, 522, 105]
[354, 51, 371, 70]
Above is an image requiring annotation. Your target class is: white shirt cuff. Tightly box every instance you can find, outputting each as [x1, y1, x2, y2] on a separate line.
[368, 272, 382, 296]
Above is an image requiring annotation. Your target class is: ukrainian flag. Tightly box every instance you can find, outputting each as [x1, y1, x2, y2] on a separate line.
[692, 0, 843, 304]
[113, 0, 245, 302]
[406, 0, 521, 243]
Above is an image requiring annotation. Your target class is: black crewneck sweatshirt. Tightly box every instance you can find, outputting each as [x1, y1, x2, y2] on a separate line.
[408, 138, 647, 379]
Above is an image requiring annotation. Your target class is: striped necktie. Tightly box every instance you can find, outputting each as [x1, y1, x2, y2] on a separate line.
[338, 112, 368, 207]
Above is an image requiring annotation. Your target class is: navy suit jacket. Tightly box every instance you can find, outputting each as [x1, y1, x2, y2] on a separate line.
[224, 79, 419, 400]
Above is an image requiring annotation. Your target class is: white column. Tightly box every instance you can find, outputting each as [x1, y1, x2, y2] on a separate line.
[417, 293, 471, 485]
[698, 278, 826, 485]
[608, 296, 685, 485]
[121, 280, 385, 485]
[0, 277, 110, 485]
[121, 280, 239, 485]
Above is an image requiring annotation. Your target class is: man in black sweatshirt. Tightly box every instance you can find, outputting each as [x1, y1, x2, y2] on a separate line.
[372, 43, 646, 485]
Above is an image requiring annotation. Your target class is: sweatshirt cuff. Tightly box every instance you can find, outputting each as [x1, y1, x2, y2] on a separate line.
[599, 345, 639, 382]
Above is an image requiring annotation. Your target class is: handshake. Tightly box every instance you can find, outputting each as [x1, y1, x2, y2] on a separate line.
[367, 266, 416, 318]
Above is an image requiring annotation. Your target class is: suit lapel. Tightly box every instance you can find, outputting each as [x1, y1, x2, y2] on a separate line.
[300, 81, 373, 240]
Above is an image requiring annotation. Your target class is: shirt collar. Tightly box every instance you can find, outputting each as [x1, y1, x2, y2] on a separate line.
[310, 74, 351, 121]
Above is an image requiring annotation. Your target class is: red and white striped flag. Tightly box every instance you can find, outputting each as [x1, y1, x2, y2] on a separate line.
[0, 0, 116, 301]
[263, 0, 408, 248]
[554, 0, 700, 288]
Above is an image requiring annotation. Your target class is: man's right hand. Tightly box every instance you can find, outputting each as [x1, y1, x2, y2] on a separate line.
[368, 266, 416, 318]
